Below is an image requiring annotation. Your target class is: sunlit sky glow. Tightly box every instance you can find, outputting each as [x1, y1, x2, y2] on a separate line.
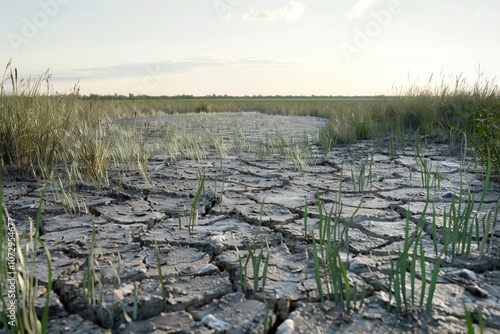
[1, 0, 499, 96]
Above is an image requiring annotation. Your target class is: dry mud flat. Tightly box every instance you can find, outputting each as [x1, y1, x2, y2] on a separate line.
[2, 112, 500, 333]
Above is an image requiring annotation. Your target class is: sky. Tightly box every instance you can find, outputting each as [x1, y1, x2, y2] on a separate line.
[1, 0, 500, 96]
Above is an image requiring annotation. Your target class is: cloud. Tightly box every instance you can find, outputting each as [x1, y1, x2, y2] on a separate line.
[241, 1, 305, 22]
[469, 5, 500, 19]
[346, 0, 380, 20]
[59, 56, 295, 80]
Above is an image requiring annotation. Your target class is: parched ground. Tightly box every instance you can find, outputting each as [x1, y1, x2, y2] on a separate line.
[2, 112, 500, 333]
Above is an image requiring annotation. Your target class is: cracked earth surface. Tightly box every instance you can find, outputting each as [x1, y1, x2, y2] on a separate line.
[2, 112, 500, 333]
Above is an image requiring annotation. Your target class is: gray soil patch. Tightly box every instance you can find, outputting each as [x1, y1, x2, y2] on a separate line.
[2, 112, 499, 333]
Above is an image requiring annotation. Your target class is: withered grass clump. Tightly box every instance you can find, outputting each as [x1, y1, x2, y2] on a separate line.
[0, 61, 148, 181]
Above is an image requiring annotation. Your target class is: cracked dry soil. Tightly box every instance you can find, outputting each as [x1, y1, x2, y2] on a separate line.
[2, 112, 500, 333]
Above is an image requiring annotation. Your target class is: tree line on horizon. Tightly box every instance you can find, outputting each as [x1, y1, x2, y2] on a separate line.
[81, 93, 389, 100]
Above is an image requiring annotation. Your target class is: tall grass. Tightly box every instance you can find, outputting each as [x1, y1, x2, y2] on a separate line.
[90, 73, 498, 172]
[0, 61, 150, 181]
[2, 61, 498, 178]
[187, 173, 205, 236]
[310, 186, 366, 310]
[0, 63, 73, 178]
